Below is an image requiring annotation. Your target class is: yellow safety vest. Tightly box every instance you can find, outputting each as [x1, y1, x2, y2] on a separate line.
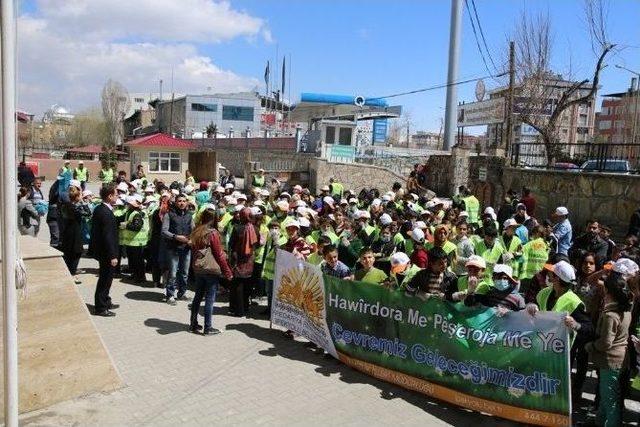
[75, 167, 88, 182]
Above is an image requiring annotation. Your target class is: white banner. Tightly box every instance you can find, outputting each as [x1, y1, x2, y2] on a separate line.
[271, 249, 337, 357]
[457, 98, 505, 126]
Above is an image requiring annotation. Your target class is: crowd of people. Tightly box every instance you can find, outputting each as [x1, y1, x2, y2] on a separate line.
[16, 159, 640, 425]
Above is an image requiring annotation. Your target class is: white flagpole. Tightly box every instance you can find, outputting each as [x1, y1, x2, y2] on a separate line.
[0, 0, 19, 425]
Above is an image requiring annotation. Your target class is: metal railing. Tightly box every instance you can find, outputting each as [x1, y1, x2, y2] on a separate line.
[510, 142, 640, 173]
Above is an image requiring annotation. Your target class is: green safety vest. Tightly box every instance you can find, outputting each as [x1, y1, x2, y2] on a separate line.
[536, 287, 583, 314]
[121, 209, 149, 247]
[393, 232, 406, 247]
[75, 167, 88, 182]
[462, 195, 480, 225]
[499, 234, 523, 278]
[101, 168, 114, 184]
[456, 275, 491, 293]
[311, 229, 339, 245]
[355, 267, 388, 284]
[330, 182, 344, 198]
[261, 236, 288, 281]
[252, 175, 265, 188]
[393, 264, 422, 290]
[218, 212, 233, 232]
[521, 238, 549, 280]
[474, 239, 506, 279]
[254, 223, 269, 265]
[307, 252, 324, 266]
[425, 240, 457, 255]
[114, 206, 127, 245]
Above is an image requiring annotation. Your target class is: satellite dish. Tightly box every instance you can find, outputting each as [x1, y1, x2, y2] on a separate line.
[354, 95, 366, 107]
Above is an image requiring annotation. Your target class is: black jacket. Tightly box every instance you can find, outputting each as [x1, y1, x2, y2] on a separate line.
[90, 203, 119, 261]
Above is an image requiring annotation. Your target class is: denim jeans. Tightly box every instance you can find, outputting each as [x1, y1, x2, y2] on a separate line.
[191, 273, 219, 328]
[166, 247, 191, 298]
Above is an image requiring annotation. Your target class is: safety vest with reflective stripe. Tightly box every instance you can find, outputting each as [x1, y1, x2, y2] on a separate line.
[75, 167, 88, 182]
[330, 182, 344, 198]
[114, 206, 128, 245]
[121, 209, 149, 247]
[474, 239, 506, 279]
[100, 168, 114, 184]
[252, 175, 265, 188]
[521, 237, 549, 280]
[536, 287, 583, 314]
[499, 234, 523, 278]
[261, 235, 288, 281]
[392, 264, 422, 290]
[462, 195, 480, 225]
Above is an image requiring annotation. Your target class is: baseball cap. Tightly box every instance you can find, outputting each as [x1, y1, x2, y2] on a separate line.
[414, 221, 427, 230]
[322, 196, 335, 206]
[298, 217, 311, 228]
[276, 200, 290, 211]
[78, 160, 84, 164]
[503, 218, 518, 228]
[459, 211, 469, 218]
[408, 228, 425, 243]
[379, 213, 392, 226]
[604, 258, 639, 278]
[69, 180, 82, 190]
[82, 189, 93, 198]
[116, 182, 129, 192]
[348, 197, 358, 204]
[493, 264, 517, 283]
[250, 206, 262, 216]
[321, 185, 330, 192]
[125, 196, 140, 207]
[183, 185, 194, 194]
[236, 193, 247, 201]
[371, 199, 382, 207]
[225, 183, 234, 189]
[214, 186, 225, 193]
[390, 252, 410, 273]
[465, 255, 486, 269]
[234, 204, 244, 212]
[285, 220, 300, 229]
[260, 189, 270, 197]
[280, 192, 291, 199]
[544, 260, 576, 283]
[381, 194, 391, 202]
[554, 206, 569, 216]
[516, 203, 527, 211]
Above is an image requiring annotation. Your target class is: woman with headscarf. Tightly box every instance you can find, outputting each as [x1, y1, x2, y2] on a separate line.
[149, 191, 171, 288]
[228, 207, 259, 317]
[60, 184, 92, 284]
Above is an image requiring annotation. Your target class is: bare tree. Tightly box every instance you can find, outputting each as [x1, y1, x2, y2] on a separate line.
[509, 0, 614, 163]
[67, 107, 109, 147]
[101, 79, 130, 151]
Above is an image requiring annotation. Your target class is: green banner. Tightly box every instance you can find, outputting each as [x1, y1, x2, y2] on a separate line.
[272, 250, 571, 426]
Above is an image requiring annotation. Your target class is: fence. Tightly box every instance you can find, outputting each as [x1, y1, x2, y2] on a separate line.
[510, 142, 640, 173]
[188, 136, 297, 150]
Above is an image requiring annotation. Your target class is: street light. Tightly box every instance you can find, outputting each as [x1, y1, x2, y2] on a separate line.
[615, 64, 640, 144]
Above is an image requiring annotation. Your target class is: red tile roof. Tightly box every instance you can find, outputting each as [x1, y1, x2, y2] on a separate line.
[125, 133, 196, 149]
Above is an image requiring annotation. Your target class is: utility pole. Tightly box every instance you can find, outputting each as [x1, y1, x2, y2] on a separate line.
[443, 0, 462, 151]
[505, 41, 515, 151]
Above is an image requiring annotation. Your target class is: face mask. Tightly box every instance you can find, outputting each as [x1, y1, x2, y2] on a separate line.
[494, 279, 510, 291]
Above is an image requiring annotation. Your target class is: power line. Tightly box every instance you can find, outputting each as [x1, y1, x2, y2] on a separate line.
[470, 0, 499, 73]
[464, 0, 494, 78]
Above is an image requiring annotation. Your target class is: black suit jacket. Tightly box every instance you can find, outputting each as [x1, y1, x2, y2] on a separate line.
[90, 203, 119, 261]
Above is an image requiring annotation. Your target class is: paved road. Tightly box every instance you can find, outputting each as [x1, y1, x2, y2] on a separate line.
[17, 183, 639, 426]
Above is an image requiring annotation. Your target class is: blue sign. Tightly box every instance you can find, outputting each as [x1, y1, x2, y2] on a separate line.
[372, 119, 388, 144]
[520, 124, 540, 136]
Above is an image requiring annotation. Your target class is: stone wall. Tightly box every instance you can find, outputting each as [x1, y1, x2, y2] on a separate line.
[424, 155, 453, 196]
[308, 158, 407, 194]
[214, 148, 314, 176]
[502, 168, 640, 237]
[355, 155, 426, 177]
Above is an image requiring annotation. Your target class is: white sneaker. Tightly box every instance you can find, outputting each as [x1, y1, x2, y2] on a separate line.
[166, 296, 177, 306]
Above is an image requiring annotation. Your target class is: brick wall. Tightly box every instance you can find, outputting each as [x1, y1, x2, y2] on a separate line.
[25, 158, 130, 181]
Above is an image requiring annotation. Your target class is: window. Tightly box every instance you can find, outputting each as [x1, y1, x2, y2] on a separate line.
[134, 97, 145, 103]
[598, 120, 611, 130]
[191, 103, 217, 112]
[338, 127, 352, 145]
[222, 105, 254, 121]
[149, 151, 181, 172]
[325, 126, 336, 144]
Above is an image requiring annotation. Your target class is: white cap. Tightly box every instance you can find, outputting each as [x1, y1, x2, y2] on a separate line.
[408, 228, 425, 243]
[390, 252, 410, 266]
[234, 204, 244, 212]
[276, 200, 290, 211]
[299, 217, 311, 228]
[382, 194, 391, 202]
[260, 189, 270, 197]
[544, 260, 576, 283]
[203, 203, 216, 211]
[144, 185, 154, 193]
[69, 179, 82, 190]
[379, 213, 392, 226]
[371, 198, 382, 207]
[484, 206, 495, 215]
[250, 206, 262, 216]
[503, 218, 518, 228]
[554, 206, 569, 216]
[224, 196, 237, 205]
[459, 211, 469, 218]
[133, 194, 144, 204]
[144, 195, 156, 204]
[409, 193, 419, 201]
[280, 192, 291, 199]
[116, 182, 129, 192]
[236, 193, 247, 201]
[606, 258, 640, 278]
[493, 264, 517, 283]
[296, 200, 307, 207]
[425, 200, 437, 209]
[82, 190, 93, 198]
[131, 179, 142, 188]
[171, 188, 180, 196]
[340, 199, 348, 205]
[253, 200, 265, 207]
[78, 160, 84, 164]
[465, 255, 486, 269]
[126, 196, 140, 207]
[321, 185, 330, 192]
[285, 220, 300, 229]
[355, 210, 370, 219]
[348, 197, 358, 204]
[115, 198, 124, 206]
[323, 196, 335, 206]
[225, 183, 234, 189]
[214, 186, 225, 193]
[293, 185, 302, 192]
[183, 185, 194, 194]
[414, 221, 427, 230]
[296, 206, 308, 216]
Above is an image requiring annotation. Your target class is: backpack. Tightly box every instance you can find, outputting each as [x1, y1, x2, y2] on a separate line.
[192, 232, 222, 276]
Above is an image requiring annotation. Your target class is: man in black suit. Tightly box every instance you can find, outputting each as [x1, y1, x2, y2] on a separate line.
[90, 183, 120, 317]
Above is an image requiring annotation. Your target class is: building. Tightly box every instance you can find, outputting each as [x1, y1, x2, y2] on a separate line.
[595, 78, 639, 144]
[486, 73, 597, 146]
[155, 92, 262, 139]
[125, 133, 196, 183]
[410, 131, 442, 150]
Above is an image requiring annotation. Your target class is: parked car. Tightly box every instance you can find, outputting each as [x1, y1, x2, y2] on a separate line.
[580, 159, 630, 173]
[552, 162, 579, 171]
